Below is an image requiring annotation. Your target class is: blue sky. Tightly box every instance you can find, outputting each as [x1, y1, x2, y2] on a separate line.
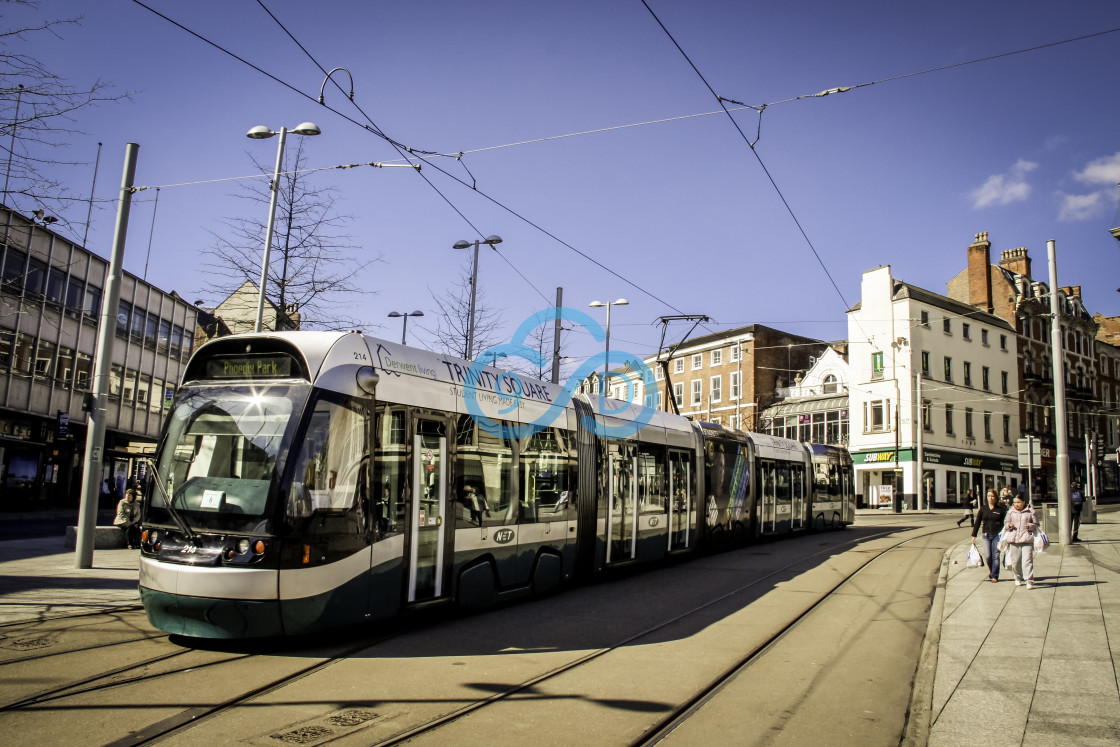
[9, 0, 1120, 369]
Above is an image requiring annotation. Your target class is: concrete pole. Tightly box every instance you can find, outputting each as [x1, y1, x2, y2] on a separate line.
[75, 143, 137, 568]
[916, 365, 925, 511]
[1047, 239, 1072, 544]
[466, 239, 479, 359]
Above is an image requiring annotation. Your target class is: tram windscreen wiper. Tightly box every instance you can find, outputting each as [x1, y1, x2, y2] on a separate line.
[142, 457, 199, 545]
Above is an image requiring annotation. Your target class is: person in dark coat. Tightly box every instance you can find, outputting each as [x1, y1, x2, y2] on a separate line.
[971, 488, 1007, 582]
[956, 489, 976, 527]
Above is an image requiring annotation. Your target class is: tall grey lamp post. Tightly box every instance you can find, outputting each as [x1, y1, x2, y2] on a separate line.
[246, 122, 321, 332]
[388, 310, 423, 345]
[589, 299, 629, 396]
[452, 235, 503, 359]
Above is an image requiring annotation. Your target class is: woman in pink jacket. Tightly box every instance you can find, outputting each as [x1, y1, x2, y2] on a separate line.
[1004, 494, 1039, 588]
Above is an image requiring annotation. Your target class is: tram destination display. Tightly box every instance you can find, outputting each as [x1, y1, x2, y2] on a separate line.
[204, 354, 293, 380]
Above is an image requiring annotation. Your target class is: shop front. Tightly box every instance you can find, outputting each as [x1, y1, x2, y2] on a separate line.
[852, 447, 1020, 509]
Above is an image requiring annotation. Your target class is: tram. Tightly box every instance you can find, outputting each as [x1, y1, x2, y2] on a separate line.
[138, 331, 854, 638]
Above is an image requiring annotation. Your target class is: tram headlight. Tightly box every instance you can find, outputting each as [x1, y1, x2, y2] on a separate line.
[254, 540, 266, 556]
[238, 539, 250, 555]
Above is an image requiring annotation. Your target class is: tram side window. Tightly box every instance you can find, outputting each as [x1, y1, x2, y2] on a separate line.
[286, 395, 369, 535]
[520, 426, 573, 522]
[454, 414, 514, 528]
[373, 406, 407, 538]
[637, 448, 666, 515]
[775, 465, 791, 501]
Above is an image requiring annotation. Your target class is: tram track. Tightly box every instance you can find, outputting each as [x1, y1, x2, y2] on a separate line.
[633, 525, 962, 745]
[1, 520, 958, 745]
[355, 524, 954, 746]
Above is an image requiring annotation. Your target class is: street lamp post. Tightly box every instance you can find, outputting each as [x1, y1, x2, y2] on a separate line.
[452, 235, 503, 359]
[246, 122, 321, 333]
[589, 299, 629, 396]
[388, 310, 423, 345]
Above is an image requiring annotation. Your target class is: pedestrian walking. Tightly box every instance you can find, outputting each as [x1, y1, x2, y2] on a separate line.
[999, 485, 1013, 509]
[1004, 493, 1039, 588]
[971, 488, 1007, 582]
[956, 489, 976, 527]
[1071, 483, 1083, 542]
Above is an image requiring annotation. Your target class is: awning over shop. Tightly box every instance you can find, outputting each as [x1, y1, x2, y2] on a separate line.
[761, 395, 848, 418]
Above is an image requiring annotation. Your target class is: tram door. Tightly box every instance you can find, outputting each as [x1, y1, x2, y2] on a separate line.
[668, 450, 692, 550]
[408, 417, 449, 602]
[791, 464, 805, 530]
[760, 460, 777, 534]
[607, 440, 636, 563]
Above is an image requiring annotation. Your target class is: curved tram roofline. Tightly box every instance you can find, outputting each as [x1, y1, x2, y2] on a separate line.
[138, 331, 855, 638]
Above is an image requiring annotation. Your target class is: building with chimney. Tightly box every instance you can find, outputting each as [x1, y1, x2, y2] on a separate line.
[946, 232, 1110, 497]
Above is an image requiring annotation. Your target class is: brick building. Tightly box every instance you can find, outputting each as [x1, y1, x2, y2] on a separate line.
[947, 232, 1110, 497]
[628, 325, 828, 431]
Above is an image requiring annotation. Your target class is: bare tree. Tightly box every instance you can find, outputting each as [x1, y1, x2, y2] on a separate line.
[503, 314, 574, 383]
[421, 268, 503, 360]
[201, 138, 378, 331]
[0, 2, 129, 220]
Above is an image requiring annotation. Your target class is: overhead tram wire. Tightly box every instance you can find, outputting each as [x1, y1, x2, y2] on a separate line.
[130, 0, 694, 319]
[255, 0, 688, 316]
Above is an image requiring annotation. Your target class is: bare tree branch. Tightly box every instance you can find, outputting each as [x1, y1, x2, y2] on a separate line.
[0, 2, 131, 220]
[200, 138, 380, 331]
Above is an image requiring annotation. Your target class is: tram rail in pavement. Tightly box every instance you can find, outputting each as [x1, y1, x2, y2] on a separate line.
[2, 510, 1118, 746]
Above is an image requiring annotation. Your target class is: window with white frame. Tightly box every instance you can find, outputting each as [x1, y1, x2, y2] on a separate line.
[730, 414, 741, 430]
[865, 399, 889, 432]
[674, 358, 684, 374]
[711, 349, 722, 366]
[691, 353, 703, 370]
[731, 345, 740, 362]
[691, 379, 702, 405]
[673, 382, 683, 406]
[730, 371, 740, 399]
[710, 375, 721, 402]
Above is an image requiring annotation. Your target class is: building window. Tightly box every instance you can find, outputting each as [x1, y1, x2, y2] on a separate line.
[866, 399, 889, 432]
[943, 318, 952, 334]
[1000, 334, 1008, 351]
[730, 414, 741, 430]
[822, 374, 838, 394]
[982, 366, 990, 391]
[983, 412, 992, 442]
[981, 329, 989, 345]
[692, 354, 703, 370]
[711, 349, 722, 366]
[920, 310, 930, 327]
[944, 356, 952, 382]
[691, 379, 701, 405]
[673, 382, 683, 406]
[921, 351, 930, 377]
[117, 301, 132, 336]
[710, 375, 721, 402]
[731, 371, 741, 399]
[1003, 414, 1011, 444]
[655, 365, 663, 380]
[34, 339, 55, 378]
[945, 404, 954, 434]
[1002, 371, 1009, 395]
[872, 352, 884, 380]
[657, 391, 662, 409]
[963, 323, 971, 340]
[965, 408, 974, 438]
[922, 400, 932, 432]
[730, 345, 740, 362]
[964, 361, 972, 387]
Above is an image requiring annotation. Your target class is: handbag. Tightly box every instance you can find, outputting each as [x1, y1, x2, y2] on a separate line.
[1034, 530, 1049, 553]
[966, 544, 983, 568]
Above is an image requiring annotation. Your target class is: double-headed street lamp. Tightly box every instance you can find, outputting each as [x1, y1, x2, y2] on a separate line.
[246, 122, 322, 332]
[452, 235, 503, 360]
[388, 310, 423, 345]
[589, 298, 628, 396]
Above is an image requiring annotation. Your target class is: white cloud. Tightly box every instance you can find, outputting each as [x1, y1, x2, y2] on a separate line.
[1073, 151, 1120, 186]
[1057, 191, 1105, 221]
[971, 159, 1038, 209]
